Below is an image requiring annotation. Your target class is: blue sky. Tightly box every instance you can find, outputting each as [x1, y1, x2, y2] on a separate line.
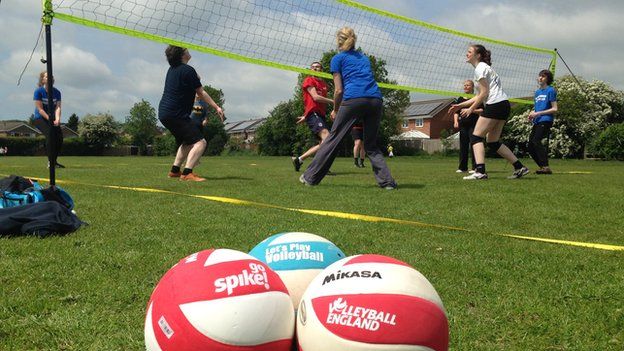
[1, 0, 622, 122]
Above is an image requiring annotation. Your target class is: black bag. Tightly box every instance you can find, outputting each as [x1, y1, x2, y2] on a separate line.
[0, 201, 83, 237]
[0, 175, 36, 193]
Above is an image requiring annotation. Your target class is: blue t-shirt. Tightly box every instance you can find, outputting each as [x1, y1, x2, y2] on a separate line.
[158, 63, 202, 120]
[330, 50, 382, 101]
[534, 86, 557, 124]
[33, 87, 61, 120]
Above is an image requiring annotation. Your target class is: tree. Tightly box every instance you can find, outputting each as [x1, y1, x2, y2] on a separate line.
[78, 113, 120, 150]
[504, 76, 624, 158]
[256, 100, 300, 156]
[201, 85, 228, 155]
[124, 100, 158, 155]
[66, 113, 80, 132]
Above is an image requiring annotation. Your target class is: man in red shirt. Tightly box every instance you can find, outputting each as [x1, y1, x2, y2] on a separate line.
[292, 61, 334, 171]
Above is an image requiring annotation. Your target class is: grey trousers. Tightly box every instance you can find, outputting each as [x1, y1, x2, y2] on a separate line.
[302, 97, 396, 187]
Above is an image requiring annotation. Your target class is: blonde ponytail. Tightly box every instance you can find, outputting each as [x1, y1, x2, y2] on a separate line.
[336, 27, 356, 51]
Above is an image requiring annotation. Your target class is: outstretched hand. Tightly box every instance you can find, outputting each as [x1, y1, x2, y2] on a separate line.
[296, 115, 306, 124]
[215, 107, 225, 122]
[448, 104, 461, 116]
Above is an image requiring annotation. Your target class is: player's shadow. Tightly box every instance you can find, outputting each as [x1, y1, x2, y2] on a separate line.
[394, 183, 425, 189]
[202, 176, 254, 181]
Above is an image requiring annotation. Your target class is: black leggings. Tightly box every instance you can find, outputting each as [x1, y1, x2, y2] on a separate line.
[458, 121, 477, 171]
[528, 122, 552, 167]
[34, 118, 63, 157]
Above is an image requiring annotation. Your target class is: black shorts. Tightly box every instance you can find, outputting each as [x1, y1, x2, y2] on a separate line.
[481, 100, 511, 120]
[351, 124, 363, 140]
[160, 117, 204, 145]
[305, 112, 328, 135]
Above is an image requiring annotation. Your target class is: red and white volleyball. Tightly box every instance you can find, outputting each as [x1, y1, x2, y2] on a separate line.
[144, 248, 294, 351]
[297, 254, 448, 351]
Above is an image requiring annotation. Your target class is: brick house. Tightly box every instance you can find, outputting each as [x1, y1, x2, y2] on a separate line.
[0, 120, 78, 138]
[224, 118, 266, 147]
[0, 120, 41, 138]
[398, 98, 455, 139]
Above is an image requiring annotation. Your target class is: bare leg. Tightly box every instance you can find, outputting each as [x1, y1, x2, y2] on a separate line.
[300, 144, 321, 161]
[486, 120, 519, 164]
[471, 117, 499, 165]
[184, 139, 207, 169]
[173, 144, 192, 167]
[300, 129, 329, 161]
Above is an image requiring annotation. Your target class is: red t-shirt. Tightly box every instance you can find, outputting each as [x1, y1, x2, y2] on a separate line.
[302, 76, 328, 118]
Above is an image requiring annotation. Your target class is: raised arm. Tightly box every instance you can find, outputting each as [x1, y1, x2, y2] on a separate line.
[195, 87, 224, 122]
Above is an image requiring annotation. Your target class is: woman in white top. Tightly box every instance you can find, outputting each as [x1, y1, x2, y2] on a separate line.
[449, 44, 528, 180]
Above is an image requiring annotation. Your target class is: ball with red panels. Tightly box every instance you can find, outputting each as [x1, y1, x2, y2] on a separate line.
[145, 248, 295, 351]
[297, 254, 448, 351]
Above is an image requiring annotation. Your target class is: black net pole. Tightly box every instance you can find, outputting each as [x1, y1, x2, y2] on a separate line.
[43, 1, 58, 187]
[44, 23, 58, 187]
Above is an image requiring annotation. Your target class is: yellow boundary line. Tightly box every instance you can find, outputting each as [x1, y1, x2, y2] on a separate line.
[22, 176, 624, 252]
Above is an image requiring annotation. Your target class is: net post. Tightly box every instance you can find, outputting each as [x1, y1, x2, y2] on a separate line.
[42, 0, 58, 186]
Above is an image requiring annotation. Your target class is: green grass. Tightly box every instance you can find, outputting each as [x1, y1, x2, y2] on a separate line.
[1, 155, 623, 350]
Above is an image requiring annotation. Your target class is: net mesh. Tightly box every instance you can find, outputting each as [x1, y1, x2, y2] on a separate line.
[52, 0, 555, 101]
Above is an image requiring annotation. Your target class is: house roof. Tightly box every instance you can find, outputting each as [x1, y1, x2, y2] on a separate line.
[0, 120, 40, 134]
[392, 130, 430, 140]
[225, 118, 266, 133]
[403, 98, 454, 119]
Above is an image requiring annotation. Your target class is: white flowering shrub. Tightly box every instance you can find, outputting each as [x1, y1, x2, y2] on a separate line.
[504, 76, 624, 158]
[78, 113, 120, 148]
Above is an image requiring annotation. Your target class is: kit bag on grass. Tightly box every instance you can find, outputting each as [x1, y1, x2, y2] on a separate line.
[0, 175, 74, 210]
[1, 182, 45, 208]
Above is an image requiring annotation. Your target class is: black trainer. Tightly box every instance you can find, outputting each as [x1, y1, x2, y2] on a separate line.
[291, 156, 302, 172]
[507, 167, 530, 179]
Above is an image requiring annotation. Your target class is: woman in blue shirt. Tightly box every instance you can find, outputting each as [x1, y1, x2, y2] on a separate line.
[528, 70, 558, 174]
[300, 27, 396, 189]
[33, 71, 65, 168]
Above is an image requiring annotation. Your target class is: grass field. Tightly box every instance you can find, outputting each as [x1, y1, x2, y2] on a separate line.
[1, 155, 623, 350]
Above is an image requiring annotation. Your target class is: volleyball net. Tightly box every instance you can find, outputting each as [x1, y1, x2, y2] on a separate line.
[49, 0, 556, 103]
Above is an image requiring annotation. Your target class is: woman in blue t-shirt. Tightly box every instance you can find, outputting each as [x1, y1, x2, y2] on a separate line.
[528, 70, 558, 174]
[300, 27, 396, 189]
[33, 71, 65, 168]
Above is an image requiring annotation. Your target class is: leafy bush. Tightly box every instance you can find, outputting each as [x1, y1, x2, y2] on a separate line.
[153, 133, 177, 156]
[590, 123, 624, 160]
[78, 113, 120, 149]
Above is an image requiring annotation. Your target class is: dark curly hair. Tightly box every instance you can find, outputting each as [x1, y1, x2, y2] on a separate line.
[539, 69, 554, 85]
[165, 45, 186, 66]
[471, 44, 492, 66]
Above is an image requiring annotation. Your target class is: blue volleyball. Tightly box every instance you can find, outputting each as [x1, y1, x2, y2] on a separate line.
[249, 232, 345, 309]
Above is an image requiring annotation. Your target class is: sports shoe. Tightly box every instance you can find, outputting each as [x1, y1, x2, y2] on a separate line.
[463, 172, 488, 180]
[507, 167, 530, 179]
[299, 174, 314, 186]
[359, 159, 365, 168]
[455, 169, 466, 173]
[291, 156, 302, 172]
[168, 171, 181, 178]
[55, 162, 66, 169]
[354, 159, 360, 168]
[383, 183, 398, 190]
[535, 167, 552, 175]
[180, 173, 206, 182]
[469, 170, 476, 174]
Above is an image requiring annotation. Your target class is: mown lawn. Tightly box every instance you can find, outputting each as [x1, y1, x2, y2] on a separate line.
[1, 155, 623, 350]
